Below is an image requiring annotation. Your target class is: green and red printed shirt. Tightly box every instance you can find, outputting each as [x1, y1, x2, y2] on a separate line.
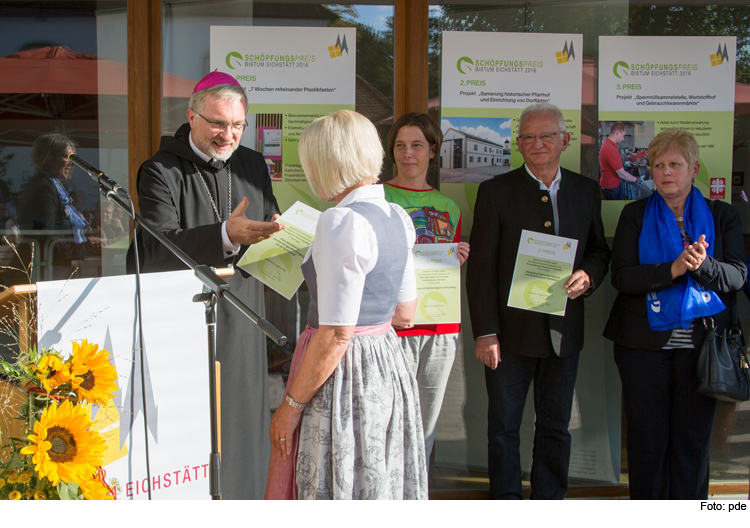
[383, 182, 462, 336]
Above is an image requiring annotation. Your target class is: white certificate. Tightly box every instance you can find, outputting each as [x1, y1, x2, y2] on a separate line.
[237, 201, 320, 299]
[411, 243, 461, 325]
[507, 230, 578, 316]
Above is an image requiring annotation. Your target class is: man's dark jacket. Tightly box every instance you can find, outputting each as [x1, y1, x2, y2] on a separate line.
[467, 165, 610, 358]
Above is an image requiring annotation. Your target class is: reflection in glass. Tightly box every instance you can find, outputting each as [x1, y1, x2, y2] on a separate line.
[0, 2, 129, 283]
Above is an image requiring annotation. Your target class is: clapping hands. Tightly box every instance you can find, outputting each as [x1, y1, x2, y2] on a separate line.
[671, 234, 708, 278]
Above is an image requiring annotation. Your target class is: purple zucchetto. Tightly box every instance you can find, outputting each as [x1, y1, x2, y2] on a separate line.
[192, 70, 241, 94]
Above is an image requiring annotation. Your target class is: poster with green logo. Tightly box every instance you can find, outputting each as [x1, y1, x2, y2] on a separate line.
[412, 243, 461, 325]
[210, 26, 356, 213]
[439, 31, 583, 236]
[507, 230, 578, 316]
[237, 201, 320, 300]
[598, 36, 736, 235]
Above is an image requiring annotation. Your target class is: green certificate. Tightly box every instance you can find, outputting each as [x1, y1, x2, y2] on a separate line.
[507, 230, 578, 316]
[412, 243, 461, 325]
[237, 201, 320, 299]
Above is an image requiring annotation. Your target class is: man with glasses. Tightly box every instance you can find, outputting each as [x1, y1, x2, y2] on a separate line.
[467, 103, 610, 499]
[132, 71, 283, 499]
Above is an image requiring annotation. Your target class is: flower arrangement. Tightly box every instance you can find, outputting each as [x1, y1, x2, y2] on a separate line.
[0, 340, 118, 500]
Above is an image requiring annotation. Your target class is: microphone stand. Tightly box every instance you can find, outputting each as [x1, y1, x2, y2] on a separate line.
[75, 160, 287, 501]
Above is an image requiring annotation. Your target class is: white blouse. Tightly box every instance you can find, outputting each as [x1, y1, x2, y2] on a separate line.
[304, 184, 417, 326]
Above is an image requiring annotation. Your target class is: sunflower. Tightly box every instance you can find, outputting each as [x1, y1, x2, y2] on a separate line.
[79, 478, 114, 500]
[69, 340, 118, 405]
[19, 400, 105, 486]
[34, 354, 73, 393]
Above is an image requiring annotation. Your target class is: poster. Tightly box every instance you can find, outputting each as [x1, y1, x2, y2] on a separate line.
[598, 36, 736, 234]
[440, 31, 582, 188]
[210, 26, 356, 211]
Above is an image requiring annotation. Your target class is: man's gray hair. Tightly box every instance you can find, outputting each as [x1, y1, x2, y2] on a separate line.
[188, 84, 247, 113]
[518, 103, 567, 134]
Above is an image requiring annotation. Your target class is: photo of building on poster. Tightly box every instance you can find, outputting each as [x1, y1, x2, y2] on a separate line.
[440, 116, 512, 183]
[598, 120, 654, 201]
[598, 36, 736, 230]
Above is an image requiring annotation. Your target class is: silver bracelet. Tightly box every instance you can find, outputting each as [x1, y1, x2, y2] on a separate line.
[285, 393, 306, 410]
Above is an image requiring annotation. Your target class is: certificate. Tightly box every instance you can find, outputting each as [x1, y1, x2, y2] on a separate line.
[237, 201, 320, 299]
[507, 230, 578, 316]
[412, 243, 461, 325]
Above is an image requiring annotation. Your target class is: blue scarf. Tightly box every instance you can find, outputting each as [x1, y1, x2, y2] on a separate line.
[638, 186, 725, 331]
[50, 176, 89, 244]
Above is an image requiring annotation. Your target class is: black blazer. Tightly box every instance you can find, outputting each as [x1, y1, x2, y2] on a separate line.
[467, 165, 611, 358]
[603, 197, 747, 350]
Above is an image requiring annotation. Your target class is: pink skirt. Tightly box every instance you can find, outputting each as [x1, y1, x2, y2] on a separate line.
[264, 322, 392, 500]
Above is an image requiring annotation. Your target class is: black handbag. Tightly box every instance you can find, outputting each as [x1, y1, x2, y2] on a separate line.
[697, 295, 750, 402]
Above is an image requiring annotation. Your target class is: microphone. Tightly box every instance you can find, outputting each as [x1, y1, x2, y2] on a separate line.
[67, 153, 129, 197]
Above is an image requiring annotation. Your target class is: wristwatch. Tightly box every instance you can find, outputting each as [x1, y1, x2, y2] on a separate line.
[285, 393, 306, 410]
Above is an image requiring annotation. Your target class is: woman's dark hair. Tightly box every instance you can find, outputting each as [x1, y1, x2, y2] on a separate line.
[386, 112, 443, 164]
[31, 133, 77, 172]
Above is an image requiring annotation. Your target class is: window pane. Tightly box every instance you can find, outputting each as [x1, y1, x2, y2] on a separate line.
[430, 1, 750, 495]
[0, 1, 129, 285]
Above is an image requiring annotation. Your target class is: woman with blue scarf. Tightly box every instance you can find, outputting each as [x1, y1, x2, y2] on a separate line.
[604, 129, 746, 499]
[18, 133, 99, 278]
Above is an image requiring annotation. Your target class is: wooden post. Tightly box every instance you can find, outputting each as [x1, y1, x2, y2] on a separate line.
[394, 0, 429, 118]
[128, 0, 162, 211]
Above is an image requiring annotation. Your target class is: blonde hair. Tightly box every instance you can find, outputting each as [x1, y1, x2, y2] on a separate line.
[648, 128, 699, 169]
[299, 110, 383, 201]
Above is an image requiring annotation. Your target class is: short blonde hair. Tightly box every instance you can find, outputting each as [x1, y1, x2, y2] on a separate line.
[299, 110, 383, 201]
[648, 128, 699, 168]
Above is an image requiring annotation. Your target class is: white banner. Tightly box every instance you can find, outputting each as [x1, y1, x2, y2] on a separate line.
[37, 270, 211, 500]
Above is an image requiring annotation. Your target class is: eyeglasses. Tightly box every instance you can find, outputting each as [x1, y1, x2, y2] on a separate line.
[518, 131, 565, 144]
[194, 110, 248, 133]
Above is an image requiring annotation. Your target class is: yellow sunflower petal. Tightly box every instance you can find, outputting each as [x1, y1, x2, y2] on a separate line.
[69, 341, 118, 405]
[22, 399, 104, 486]
[80, 478, 114, 500]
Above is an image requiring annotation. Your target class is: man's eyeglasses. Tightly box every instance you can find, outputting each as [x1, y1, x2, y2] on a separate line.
[518, 131, 565, 144]
[194, 110, 248, 133]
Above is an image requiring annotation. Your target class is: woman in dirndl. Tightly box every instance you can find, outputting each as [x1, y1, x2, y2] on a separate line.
[265, 110, 428, 500]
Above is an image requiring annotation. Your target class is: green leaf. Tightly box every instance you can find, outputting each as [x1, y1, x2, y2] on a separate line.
[1, 452, 23, 473]
[58, 481, 71, 500]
